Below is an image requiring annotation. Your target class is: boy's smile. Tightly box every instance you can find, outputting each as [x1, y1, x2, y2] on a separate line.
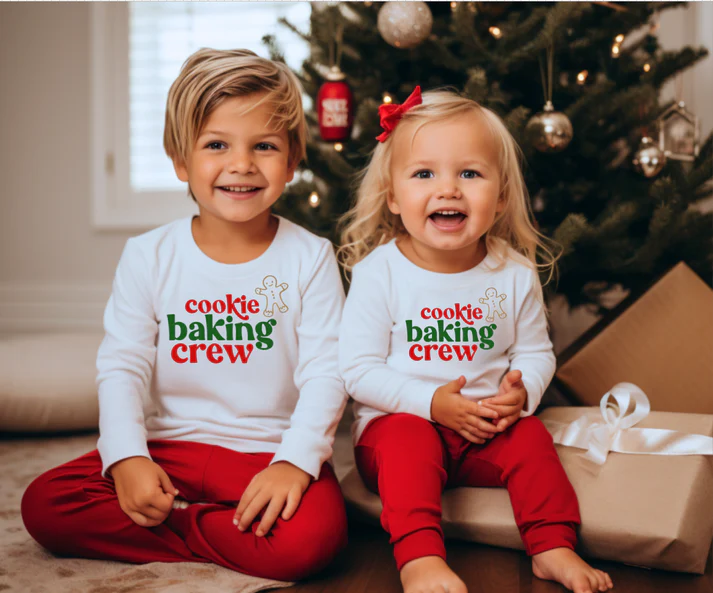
[173, 92, 295, 227]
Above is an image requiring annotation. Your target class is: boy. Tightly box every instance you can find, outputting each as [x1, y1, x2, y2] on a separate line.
[22, 49, 348, 582]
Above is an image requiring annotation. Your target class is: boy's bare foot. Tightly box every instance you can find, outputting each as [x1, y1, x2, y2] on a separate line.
[532, 547, 613, 593]
[400, 556, 467, 593]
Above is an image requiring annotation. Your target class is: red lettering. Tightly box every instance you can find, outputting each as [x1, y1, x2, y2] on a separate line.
[226, 294, 249, 320]
[473, 307, 483, 320]
[189, 343, 207, 363]
[444, 308, 454, 320]
[171, 343, 188, 363]
[198, 300, 210, 314]
[206, 343, 223, 364]
[185, 300, 198, 314]
[453, 345, 478, 361]
[213, 299, 226, 314]
[409, 343, 423, 361]
[432, 308, 442, 320]
[424, 344, 438, 361]
[421, 307, 432, 320]
[224, 344, 254, 364]
[438, 344, 453, 361]
[248, 299, 260, 314]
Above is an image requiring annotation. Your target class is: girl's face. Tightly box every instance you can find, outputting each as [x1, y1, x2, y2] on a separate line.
[388, 112, 504, 269]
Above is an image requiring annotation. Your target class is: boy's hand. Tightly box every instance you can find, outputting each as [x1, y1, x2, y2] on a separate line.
[479, 370, 528, 432]
[431, 376, 500, 444]
[111, 456, 179, 527]
[234, 461, 311, 537]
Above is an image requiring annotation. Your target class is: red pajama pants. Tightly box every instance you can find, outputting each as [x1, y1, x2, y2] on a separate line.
[355, 414, 580, 570]
[21, 440, 348, 581]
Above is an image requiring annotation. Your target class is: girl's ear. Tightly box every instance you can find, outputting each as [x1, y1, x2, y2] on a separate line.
[386, 192, 401, 215]
[173, 159, 189, 183]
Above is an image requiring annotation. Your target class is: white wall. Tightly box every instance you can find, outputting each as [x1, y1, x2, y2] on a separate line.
[0, 2, 710, 342]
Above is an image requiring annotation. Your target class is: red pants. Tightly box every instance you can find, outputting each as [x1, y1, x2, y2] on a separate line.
[356, 414, 580, 569]
[21, 440, 347, 581]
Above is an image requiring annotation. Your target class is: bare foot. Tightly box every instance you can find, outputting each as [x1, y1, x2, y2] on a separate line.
[532, 547, 613, 593]
[400, 556, 467, 593]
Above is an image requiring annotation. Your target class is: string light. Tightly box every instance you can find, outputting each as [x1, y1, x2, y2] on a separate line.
[643, 63, 651, 73]
[334, 142, 344, 152]
[450, 1, 457, 9]
[615, 34, 625, 43]
[576, 70, 589, 85]
[364, 1, 372, 6]
[308, 192, 320, 208]
[489, 26, 502, 39]
[611, 44, 620, 58]
[382, 93, 393, 104]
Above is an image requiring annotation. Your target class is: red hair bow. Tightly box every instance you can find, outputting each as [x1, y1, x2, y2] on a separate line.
[376, 86, 422, 143]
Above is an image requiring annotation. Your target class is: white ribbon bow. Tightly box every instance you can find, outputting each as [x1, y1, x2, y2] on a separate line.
[544, 382, 713, 465]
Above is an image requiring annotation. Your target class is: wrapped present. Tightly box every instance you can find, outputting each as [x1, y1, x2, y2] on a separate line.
[341, 384, 713, 573]
[555, 262, 713, 414]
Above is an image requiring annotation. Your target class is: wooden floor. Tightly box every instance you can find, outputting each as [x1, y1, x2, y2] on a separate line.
[283, 520, 713, 593]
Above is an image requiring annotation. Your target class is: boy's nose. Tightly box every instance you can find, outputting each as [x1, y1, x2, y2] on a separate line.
[228, 151, 256, 175]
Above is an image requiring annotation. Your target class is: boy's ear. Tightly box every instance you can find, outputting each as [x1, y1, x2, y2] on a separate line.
[286, 160, 297, 184]
[173, 159, 189, 183]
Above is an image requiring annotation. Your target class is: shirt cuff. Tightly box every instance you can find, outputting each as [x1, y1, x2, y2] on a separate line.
[519, 376, 542, 418]
[409, 381, 439, 422]
[97, 424, 151, 478]
[271, 429, 328, 480]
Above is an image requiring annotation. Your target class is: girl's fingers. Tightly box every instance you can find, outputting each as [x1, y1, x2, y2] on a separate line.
[238, 490, 270, 532]
[459, 429, 485, 444]
[281, 486, 302, 521]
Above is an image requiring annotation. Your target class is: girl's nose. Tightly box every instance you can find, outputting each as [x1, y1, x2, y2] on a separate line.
[437, 184, 462, 199]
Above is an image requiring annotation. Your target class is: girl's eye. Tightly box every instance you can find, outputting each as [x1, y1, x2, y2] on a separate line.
[461, 170, 480, 179]
[414, 170, 433, 179]
[206, 141, 225, 150]
[255, 142, 277, 151]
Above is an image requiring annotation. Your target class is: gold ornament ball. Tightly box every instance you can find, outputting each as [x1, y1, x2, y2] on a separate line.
[632, 136, 666, 178]
[525, 101, 573, 153]
[377, 2, 433, 49]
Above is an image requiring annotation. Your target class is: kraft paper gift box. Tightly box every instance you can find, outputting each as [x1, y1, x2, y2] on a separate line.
[555, 262, 713, 414]
[341, 387, 713, 573]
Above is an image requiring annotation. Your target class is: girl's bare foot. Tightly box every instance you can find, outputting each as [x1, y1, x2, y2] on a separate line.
[532, 547, 613, 593]
[400, 556, 467, 593]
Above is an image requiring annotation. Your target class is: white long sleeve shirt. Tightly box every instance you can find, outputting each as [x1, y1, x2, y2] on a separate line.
[339, 239, 556, 444]
[96, 216, 347, 479]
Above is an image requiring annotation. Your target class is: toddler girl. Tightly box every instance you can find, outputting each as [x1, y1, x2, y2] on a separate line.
[338, 87, 613, 593]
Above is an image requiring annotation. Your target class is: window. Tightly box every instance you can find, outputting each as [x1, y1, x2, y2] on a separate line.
[91, 2, 311, 229]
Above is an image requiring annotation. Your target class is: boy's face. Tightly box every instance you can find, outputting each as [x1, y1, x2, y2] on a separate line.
[174, 93, 295, 225]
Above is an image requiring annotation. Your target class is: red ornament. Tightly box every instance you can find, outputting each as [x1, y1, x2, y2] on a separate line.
[317, 66, 354, 142]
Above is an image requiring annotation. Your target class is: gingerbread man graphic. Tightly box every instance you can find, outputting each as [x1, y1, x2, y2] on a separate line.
[479, 287, 507, 322]
[255, 275, 289, 317]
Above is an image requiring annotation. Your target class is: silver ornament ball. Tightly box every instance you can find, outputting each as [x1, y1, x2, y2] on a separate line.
[632, 136, 666, 178]
[377, 1, 433, 49]
[525, 101, 573, 152]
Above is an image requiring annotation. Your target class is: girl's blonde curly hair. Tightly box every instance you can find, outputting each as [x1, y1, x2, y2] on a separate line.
[337, 90, 560, 284]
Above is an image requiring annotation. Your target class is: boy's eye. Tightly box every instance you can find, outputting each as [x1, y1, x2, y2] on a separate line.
[255, 142, 277, 151]
[414, 170, 433, 179]
[206, 141, 225, 150]
[461, 169, 480, 179]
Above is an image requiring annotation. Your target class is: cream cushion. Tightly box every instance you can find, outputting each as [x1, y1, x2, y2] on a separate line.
[0, 333, 103, 432]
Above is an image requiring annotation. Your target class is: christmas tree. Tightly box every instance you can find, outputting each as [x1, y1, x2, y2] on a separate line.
[267, 1, 711, 312]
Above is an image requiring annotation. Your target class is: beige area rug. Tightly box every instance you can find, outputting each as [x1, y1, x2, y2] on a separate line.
[0, 433, 296, 593]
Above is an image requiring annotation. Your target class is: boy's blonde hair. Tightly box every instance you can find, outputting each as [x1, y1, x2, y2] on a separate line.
[163, 48, 306, 182]
[338, 90, 560, 284]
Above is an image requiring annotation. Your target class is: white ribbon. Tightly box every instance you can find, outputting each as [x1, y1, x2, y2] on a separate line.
[543, 382, 713, 465]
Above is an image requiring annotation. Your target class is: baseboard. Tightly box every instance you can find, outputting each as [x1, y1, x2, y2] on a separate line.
[0, 283, 110, 334]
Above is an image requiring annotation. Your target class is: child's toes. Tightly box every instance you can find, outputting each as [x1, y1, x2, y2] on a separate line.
[573, 574, 596, 593]
[596, 570, 612, 590]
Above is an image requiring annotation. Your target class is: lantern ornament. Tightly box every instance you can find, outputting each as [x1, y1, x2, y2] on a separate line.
[657, 101, 700, 162]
